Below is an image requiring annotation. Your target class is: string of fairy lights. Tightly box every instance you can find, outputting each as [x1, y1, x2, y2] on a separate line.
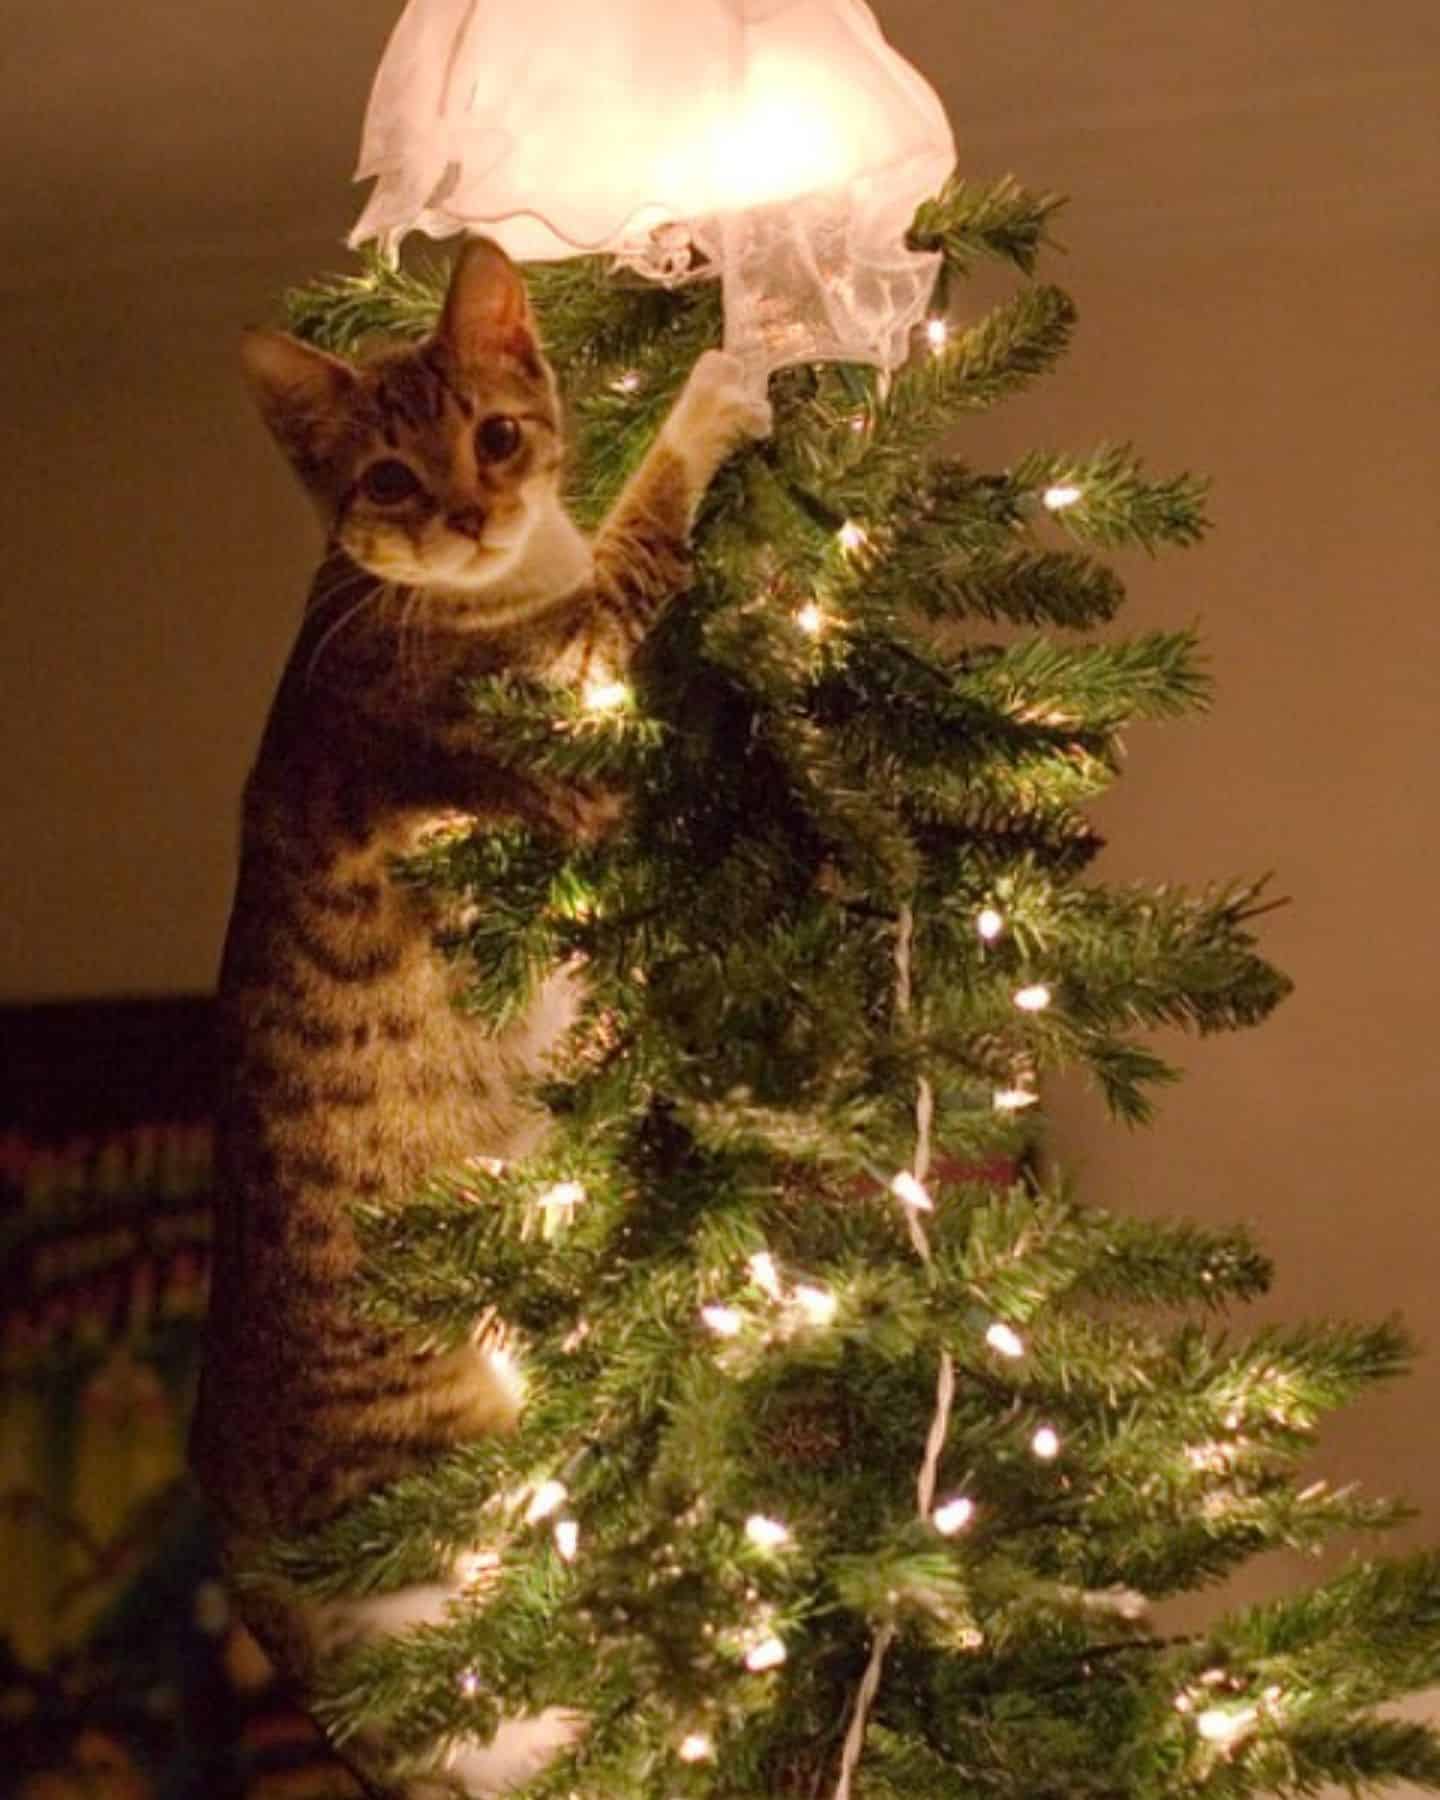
[438, 313, 1290, 1784]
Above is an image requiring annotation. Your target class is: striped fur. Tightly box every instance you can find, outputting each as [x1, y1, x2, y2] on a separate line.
[190, 239, 770, 1796]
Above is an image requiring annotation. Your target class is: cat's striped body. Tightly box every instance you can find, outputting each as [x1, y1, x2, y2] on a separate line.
[189, 240, 768, 1796]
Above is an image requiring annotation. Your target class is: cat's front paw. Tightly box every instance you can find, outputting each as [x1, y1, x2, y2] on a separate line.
[669, 350, 773, 459]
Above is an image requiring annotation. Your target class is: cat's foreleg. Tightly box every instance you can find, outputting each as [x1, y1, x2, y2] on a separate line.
[575, 351, 772, 679]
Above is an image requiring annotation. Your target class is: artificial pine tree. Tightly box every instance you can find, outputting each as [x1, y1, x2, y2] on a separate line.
[260, 177, 1440, 1798]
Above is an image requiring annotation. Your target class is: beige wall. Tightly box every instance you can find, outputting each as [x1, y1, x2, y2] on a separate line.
[3, 0, 1437, 1732]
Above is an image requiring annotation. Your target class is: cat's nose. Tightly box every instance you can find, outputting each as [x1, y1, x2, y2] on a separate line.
[446, 504, 487, 540]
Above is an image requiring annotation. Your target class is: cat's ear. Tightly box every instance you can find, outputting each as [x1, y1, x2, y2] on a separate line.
[240, 330, 356, 476]
[436, 237, 541, 373]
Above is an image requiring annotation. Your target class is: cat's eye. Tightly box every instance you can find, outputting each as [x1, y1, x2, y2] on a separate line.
[360, 458, 423, 504]
[476, 414, 523, 462]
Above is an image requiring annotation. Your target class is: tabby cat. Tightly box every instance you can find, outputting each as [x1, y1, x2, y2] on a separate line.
[189, 238, 770, 1797]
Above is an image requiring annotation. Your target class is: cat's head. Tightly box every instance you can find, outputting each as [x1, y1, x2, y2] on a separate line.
[241, 239, 563, 593]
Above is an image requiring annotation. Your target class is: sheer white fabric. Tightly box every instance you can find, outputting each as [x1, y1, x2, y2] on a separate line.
[350, 0, 955, 379]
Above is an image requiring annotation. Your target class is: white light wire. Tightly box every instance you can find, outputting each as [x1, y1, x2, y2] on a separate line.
[831, 904, 956, 1800]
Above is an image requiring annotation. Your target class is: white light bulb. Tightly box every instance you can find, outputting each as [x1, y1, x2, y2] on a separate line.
[837, 520, 868, 555]
[977, 907, 1004, 941]
[925, 316, 949, 350]
[795, 601, 825, 636]
[932, 1496, 976, 1535]
[745, 1514, 790, 1549]
[701, 1304, 744, 1337]
[613, 370, 642, 394]
[956, 1626, 985, 1651]
[538, 1180, 586, 1211]
[1043, 483, 1083, 512]
[1014, 983, 1052, 1012]
[747, 1251, 783, 1298]
[459, 1668, 481, 1698]
[525, 1479, 568, 1524]
[582, 676, 630, 712]
[985, 1321, 1025, 1359]
[890, 1170, 933, 1212]
[1196, 1705, 1256, 1746]
[744, 1634, 787, 1672]
[1032, 1425, 1061, 1460]
[793, 1284, 837, 1326]
[678, 1733, 714, 1763]
[454, 1548, 502, 1588]
[554, 1518, 580, 1562]
[993, 1087, 1039, 1112]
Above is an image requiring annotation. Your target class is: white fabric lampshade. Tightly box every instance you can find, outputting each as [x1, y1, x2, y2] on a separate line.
[350, 0, 956, 379]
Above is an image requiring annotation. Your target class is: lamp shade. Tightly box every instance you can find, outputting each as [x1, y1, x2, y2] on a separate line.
[350, 0, 956, 379]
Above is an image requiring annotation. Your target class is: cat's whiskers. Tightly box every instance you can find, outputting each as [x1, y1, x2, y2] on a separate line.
[304, 574, 392, 687]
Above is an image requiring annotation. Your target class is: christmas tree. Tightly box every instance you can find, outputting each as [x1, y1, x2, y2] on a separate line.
[257, 177, 1440, 1798]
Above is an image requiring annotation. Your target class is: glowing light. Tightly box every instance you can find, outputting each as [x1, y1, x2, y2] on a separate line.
[747, 1251, 783, 1298]
[956, 1627, 985, 1651]
[459, 1669, 481, 1698]
[1196, 1705, 1257, 1746]
[985, 1321, 1025, 1359]
[1043, 483, 1083, 512]
[932, 1496, 976, 1535]
[554, 1519, 580, 1562]
[890, 1170, 933, 1212]
[977, 907, 1004, 941]
[837, 520, 868, 555]
[1032, 1426, 1061, 1460]
[538, 1180, 586, 1211]
[793, 1284, 837, 1326]
[925, 316, 949, 350]
[454, 1548, 502, 1589]
[701, 1304, 744, 1337]
[795, 601, 825, 636]
[994, 1087, 1039, 1112]
[678, 1733, 714, 1763]
[745, 1514, 790, 1549]
[613, 370, 642, 393]
[582, 676, 631, 712]
[744, 1634, 787, 1672]
[1014, 983, 1052, 1012]
[525, 1479, 569, 1524]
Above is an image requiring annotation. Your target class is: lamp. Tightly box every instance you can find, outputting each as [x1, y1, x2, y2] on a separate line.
[349, 0, 955, 381]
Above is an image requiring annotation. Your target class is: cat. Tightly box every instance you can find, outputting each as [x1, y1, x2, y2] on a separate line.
[189, 236, 770, 1798]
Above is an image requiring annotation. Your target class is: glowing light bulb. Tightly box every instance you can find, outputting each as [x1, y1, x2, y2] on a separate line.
[745, 1514, 790, 1549]
[977, 907, 1004, 941]
[890, 1170, 933, 1212]
[454, 1548, 502, 1588]
[538, 1180, 586, 1211]
[1014, 983, 1052, 1012]
[985, 1321, 1025, 1359]
[747, 1251, 783, 1298]
[795, 600, 825, 636]
[459, 1669, 481, 1698]
[837, 520, 868, 555]
[1043, 483, 1083, 512]
[613, 370, 642, 394]
[678, 1733, 714, 1763]
[701, 1304, 744, 1337]
[554, 1518, 580, 1562]
[994, 1087, 1039, 1112]
[1031, 1426, 1061, 1460]
[932, 1496, 976, 1535]
[925, 316, 949, 350]
[582, 676, 630, 712]
[1196, 1705, 1256, 1746]
[744, 1635, 787, 1672]
[956, 1627, 985, 1651]
[793, 1284, 837, 1326]
[525, 1479, 568, 1524]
